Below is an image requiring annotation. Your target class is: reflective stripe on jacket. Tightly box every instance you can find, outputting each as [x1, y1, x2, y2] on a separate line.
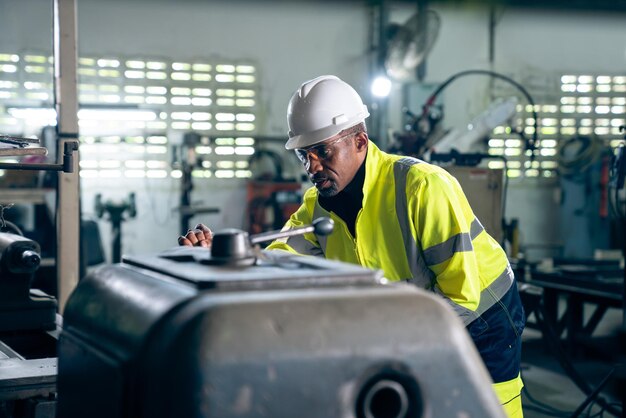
[267, 141, 514, 326]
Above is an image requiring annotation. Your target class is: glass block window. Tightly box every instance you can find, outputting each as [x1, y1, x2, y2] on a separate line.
[487, 102, 561, 179]
[558, 75, 625, 148]
[0, 51, 259, 179]
[488, 73, 625, 178]
[0, 53, 54, 133]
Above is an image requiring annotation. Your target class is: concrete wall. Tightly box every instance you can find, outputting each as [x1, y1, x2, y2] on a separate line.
[1, 0, 624, 262]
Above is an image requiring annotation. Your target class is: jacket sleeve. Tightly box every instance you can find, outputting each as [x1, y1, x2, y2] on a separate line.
[265, 202, 324, 256]
[409, 171, 482, 311]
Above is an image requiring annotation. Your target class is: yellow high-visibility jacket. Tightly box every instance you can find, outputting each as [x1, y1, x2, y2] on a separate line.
[267, 141, 524, 417]
[268, 141, 514, 324]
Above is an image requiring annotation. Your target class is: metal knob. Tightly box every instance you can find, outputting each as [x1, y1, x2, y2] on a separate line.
[207, 217, 334, 266]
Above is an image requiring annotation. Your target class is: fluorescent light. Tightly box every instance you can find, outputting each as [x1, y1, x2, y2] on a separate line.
[7, 107, 158, 121]
[371, 76, 392, 98]
[78, 109, 157, 121]
[8, 108, 57, 120]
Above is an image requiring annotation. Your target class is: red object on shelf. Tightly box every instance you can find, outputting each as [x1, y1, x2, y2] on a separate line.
[246, 180, 302, 235]
[599, 154, 610, 218]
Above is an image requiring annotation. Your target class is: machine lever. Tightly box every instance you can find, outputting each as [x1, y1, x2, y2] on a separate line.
[208, 217, 334, 266]
[250, 217, 334, 245]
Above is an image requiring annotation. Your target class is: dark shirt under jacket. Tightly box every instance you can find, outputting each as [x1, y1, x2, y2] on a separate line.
[318, 158, 366, 237]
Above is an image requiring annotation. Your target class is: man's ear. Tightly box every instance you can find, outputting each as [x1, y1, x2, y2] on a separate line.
[355, 132, 368, 153]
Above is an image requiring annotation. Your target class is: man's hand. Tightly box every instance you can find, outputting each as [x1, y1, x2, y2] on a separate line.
[178, 223, 213, 248]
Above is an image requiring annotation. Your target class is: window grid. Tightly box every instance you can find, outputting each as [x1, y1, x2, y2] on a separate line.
[0, 51, 258, 179]
[488, 73, 625, 178]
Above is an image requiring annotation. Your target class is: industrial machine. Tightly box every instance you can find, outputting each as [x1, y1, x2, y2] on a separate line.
[94, 193, 137, 264]
[57, 218, 505, 418]
[389, 69, 538, 164]
[172, 132, 220, 236]
[0, 132, 78, 418]
[0, 232, 59, 418]
[557, 135, 613, 258]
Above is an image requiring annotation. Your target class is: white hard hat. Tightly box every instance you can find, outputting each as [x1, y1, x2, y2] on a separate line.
[285, 75, 369, 150]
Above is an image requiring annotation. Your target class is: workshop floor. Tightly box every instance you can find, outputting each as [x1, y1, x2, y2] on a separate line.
[520, 310, 623, 417]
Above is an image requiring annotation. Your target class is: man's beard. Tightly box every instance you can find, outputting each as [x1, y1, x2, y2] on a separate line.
[317, 180, 339, 197]
[311, 173, 340, 197]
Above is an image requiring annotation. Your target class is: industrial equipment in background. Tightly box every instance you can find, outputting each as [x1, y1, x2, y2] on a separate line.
[519, 129, 626, 417]
[431, 97, 518, 155]
[171, 132, 220, 235]
[0, 233, 55, 332]
[0, 133, 77, 418]
[557, 135, 613, 259]
[57, 217, 506, 418]
[0, 130, 80, 303]
[94, 193, 137, 264]
[0, 231, 59, 418]
[246, 148, 301, 236]
[390, 70, 538, 161]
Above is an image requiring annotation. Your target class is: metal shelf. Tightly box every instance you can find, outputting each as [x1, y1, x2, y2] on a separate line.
[0, 188, 55, 205]
[0, 147, 48, 157]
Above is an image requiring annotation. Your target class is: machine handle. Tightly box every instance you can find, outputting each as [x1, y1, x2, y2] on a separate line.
[249, 217, 334, 245]
[206, 217, 334, 266]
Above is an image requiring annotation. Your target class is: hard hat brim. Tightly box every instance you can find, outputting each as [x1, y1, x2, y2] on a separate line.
[285, 110, 369, 150]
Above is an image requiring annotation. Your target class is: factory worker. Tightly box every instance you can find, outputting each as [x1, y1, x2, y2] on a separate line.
[179, 75, 526, 418]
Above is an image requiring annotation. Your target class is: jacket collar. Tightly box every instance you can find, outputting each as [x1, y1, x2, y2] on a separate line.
[362, 140, 385, 206]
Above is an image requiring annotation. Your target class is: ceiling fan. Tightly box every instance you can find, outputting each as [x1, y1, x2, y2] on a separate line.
[384, 9, 441, 82]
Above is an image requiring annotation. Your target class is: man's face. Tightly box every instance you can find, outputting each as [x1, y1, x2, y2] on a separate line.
[294, 132, 364, 197]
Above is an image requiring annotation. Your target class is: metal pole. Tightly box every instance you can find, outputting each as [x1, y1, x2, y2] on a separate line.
[369, 0, 389, 149]
[53, 0, 80, 312]
[416, 0, 428, 81]
[111, 218, 122, 264]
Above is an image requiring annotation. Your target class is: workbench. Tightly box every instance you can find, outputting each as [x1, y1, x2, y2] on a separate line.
[528, 261, 624, 356]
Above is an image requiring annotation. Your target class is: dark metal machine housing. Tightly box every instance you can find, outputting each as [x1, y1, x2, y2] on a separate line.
[58, 246, 504, 418]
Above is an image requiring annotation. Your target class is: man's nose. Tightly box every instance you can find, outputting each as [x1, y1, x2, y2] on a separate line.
[306, 154, 323, 174]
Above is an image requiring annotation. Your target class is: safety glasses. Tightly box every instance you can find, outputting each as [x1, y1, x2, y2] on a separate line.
[294, 133, 354, 168]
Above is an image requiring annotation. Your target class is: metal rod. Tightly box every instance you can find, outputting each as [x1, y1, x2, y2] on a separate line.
[250, 224, 314, 245]
[0, 135, 39, 142]
[0, 162, 65, 171]
[0, 141, 78, 172]
[488, 7, 495, 65]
